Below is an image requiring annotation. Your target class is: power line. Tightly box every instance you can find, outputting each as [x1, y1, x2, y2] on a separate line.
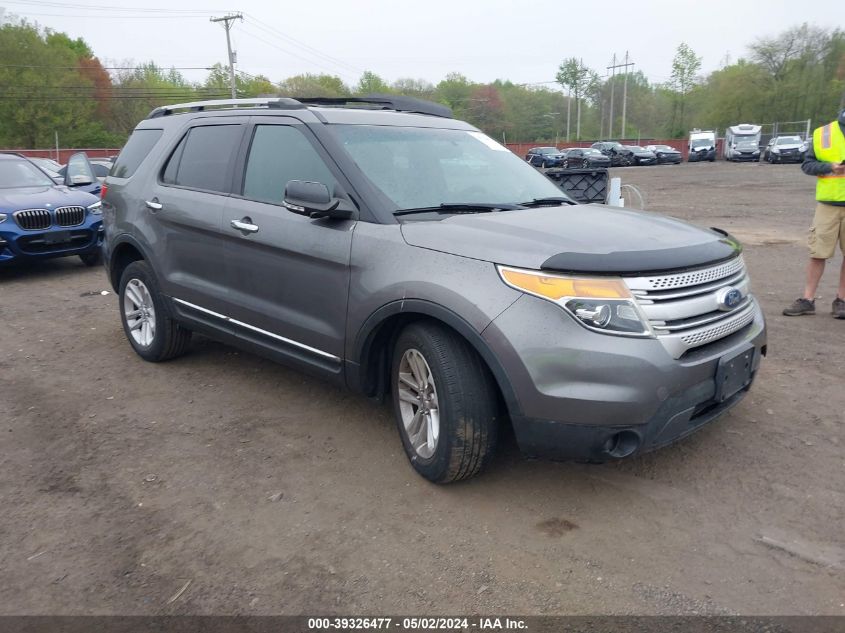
[0, 64, 215, 70]
[242, 14, 362, 75]
[2, 0, 224, 13]
[238, 23, 358, 81]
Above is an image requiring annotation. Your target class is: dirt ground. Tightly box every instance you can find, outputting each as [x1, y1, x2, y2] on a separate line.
[0, 161, 843, 616]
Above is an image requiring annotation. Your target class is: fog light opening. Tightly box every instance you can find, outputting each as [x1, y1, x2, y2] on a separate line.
[603, 430, 641, 458]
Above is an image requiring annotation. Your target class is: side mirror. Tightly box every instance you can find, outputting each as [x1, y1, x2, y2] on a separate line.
[283, 180, 354, 220]
[64, 152, 96, 187]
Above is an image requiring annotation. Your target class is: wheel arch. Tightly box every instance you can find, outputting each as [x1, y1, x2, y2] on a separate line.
[348, 299, 522, 419]
[108, 235, 152, 292]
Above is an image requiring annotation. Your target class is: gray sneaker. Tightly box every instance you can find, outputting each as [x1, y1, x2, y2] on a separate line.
[783, 298, 815, 316]
[833, 297, 845, 319]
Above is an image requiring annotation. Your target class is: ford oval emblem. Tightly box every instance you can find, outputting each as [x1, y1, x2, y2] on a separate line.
[716, 287, 743, 311]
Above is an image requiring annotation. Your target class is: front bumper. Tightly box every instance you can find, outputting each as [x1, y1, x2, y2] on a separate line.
[483, 294, 767, 461]
[688, 149, 716, 162]
[0, 218, 103, 264]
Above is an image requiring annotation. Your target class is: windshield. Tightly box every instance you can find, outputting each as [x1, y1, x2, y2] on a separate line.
[655, 145, 674, 151]
[331, 125, 566, 211]
[691, 139, 713, 148]
[0, 159, 55, 188]
[734, 135, 759, 146]
[583, 149, 602, 156]
[538, 147, 557, 154]
[776, 136, 802, 145]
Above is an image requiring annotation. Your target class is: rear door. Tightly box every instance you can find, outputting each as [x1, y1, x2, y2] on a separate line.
[142, 118, 247, 313]
[219, 117, 356, 376]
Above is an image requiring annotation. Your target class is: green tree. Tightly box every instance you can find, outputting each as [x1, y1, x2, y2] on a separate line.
[669, 43, 702, 135]
[278, 73, 348, 97]
[355, 71, 391, 94]
[556, 58, 591, 140]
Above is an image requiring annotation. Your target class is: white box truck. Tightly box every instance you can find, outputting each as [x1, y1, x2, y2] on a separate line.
[688, 129, 717, 162]
[724, 124, 762, 162]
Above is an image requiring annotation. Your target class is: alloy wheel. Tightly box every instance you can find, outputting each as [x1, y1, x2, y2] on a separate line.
[397, 348, 440, 459]
[123, 278, 156, 347]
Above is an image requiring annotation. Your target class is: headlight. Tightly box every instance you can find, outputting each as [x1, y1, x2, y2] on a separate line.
[498, 266, 652, 336]
[87, 201, 102, 214]
[772, 148, 780, 153]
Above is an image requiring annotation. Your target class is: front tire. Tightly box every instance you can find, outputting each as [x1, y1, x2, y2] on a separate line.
[118, 260, 191, 362]
[79, 250, 101, 267]
[391, 322, 498, 483]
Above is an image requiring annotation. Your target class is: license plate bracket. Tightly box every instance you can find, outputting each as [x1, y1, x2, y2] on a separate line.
[715, 344, 755, 403]
[44, 231, 72, 245]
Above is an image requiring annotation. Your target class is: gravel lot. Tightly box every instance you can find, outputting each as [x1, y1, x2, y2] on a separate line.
[1, 161, 843, 616]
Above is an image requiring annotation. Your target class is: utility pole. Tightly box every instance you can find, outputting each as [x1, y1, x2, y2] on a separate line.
[566, 88, 571, 142]
[607, 53, 616, 139]
[211, 13, 243, 100]
[607, 53, 635, 140]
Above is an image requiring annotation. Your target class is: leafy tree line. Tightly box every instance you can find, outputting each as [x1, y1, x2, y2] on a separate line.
[1, 19, 843, 149]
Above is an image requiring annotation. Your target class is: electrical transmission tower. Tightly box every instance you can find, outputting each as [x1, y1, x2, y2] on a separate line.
[607, 52, 635, 139]
[211, 13, 243, 100]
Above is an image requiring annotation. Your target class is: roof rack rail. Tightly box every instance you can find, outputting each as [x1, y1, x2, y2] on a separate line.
[295, 94, 453, 119]
[147, 97, 304, 119]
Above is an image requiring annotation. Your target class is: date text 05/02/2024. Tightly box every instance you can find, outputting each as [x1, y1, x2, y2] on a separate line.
[307, 617, 528, 630]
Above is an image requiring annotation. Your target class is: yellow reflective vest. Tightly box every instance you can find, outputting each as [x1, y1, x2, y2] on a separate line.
[813, 121, 845, 202]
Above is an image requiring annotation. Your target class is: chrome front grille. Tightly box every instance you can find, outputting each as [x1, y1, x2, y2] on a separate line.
[14, 209, 51, 230]
[55, 206, 85, 227]
[625, 256, 757, 358]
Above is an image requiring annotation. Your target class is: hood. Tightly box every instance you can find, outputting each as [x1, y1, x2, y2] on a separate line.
[774, 143, 802, 150]
[400, 205, 741, 274]
[0, 185, 99, 212]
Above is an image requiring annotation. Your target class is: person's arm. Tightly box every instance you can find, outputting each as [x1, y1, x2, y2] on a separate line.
[802, 138, 845, 176]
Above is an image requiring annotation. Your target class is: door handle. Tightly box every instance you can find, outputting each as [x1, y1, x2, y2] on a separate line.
[145, 199, 163, 211]
[230, 218, 259, 234]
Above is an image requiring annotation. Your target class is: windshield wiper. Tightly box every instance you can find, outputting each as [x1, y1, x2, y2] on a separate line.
[517, 196, 576, 207]
[393, 202, 522, 217]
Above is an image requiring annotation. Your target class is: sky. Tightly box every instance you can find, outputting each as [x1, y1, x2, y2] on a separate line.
[0, 0, 842, 89]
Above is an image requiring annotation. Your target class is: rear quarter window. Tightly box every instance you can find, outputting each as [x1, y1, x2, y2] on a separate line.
[111, 129, 163, 178]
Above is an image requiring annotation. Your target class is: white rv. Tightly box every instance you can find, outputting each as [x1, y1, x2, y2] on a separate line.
[724, 124, 762, 162]
[688, 129, 717, 162]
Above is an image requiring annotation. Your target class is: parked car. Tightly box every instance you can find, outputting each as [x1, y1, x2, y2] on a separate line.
[57, 155, 105, 193]
[89, 159, 113, 182]
[0, 152, 103, 266]
[624, 146, 658, 166]
[762, 136, 806, 164]
[525, 146, 567, 168]
[645, 144, 682, 164]
[28, 157, 64, 182]
[103, 96, 766, 483]
[563, 148, 611, 169]
[590, 141, 634, 166]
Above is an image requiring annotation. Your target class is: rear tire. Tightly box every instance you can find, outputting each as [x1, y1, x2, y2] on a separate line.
[391, 322, 498, 483]
[118, 260, 191, 362]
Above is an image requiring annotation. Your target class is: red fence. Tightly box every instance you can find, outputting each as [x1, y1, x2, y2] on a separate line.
[6, 148, 121, 163]
[506, 139, 724, 161]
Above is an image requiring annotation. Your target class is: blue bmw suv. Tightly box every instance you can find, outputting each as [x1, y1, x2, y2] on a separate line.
[0, 152, 104, 266]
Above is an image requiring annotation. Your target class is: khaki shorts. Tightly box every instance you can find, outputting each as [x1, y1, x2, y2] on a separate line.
[808, 202, 845, 259]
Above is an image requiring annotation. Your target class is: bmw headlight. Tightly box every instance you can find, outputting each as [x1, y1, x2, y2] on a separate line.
[87, 200, 102, 214]
[498, 266, 652, 337]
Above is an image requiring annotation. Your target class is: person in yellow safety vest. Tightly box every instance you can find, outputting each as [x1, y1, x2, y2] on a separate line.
[783, 107, 845, 318]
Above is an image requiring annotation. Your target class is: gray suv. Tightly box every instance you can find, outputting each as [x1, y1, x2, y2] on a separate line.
[102, 96, 766, 483]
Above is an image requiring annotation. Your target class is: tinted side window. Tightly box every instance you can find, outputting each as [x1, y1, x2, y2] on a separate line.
[161, 134, 187, 185]
[112, 129, 163, 178]
[242, 125, 336, 205]
[170, 125, 242, 193]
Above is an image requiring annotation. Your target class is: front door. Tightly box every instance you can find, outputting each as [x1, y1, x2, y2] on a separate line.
[220, 118, 356, 377]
